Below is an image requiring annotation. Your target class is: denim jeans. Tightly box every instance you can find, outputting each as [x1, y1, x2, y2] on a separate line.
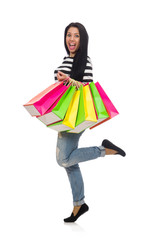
[56, 130, 106, 206]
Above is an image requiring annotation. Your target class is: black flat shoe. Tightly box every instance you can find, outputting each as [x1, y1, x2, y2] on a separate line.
[102, 139, 126, 157]
[64, 203, 89, 223]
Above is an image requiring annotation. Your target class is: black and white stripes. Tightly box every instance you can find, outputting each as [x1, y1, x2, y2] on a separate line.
[54, 56, 93, 82]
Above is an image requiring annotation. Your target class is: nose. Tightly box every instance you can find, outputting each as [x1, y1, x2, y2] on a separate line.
[70, 35, 75, 41]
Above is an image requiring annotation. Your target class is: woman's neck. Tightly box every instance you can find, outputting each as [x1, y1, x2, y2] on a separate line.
[69, 53, 76, 58]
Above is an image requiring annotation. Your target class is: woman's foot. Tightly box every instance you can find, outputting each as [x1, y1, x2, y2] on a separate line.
[102, 139, 126, 157]
[64, 203, 89, 223]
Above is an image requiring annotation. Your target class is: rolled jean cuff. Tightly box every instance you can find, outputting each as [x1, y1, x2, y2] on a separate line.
[98, 146, 106, 157]
[73, 198, 85, 206]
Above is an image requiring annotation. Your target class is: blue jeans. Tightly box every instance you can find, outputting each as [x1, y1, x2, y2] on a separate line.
[56, 130, 106, 206]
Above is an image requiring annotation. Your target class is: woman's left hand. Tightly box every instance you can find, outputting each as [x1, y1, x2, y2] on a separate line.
[57, 71, 68, 81]
[57, 71, 82, 89]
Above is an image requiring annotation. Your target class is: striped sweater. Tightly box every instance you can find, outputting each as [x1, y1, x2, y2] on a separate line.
[54, 56, 93, 82]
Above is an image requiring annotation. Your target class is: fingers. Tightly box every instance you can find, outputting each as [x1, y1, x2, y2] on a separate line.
[69, 79, 82, 89]
[57, 71, 64, 80]
[57, 71, 68, 81]
[57, 73, 61, 81]
[58, 75, 82, 89]
[58, 71, 65, 76]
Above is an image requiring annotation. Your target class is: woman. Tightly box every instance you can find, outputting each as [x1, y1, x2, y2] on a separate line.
[54, 22, 126, 223]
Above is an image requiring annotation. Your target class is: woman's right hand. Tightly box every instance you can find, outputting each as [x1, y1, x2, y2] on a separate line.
[57, 71, 68, 81]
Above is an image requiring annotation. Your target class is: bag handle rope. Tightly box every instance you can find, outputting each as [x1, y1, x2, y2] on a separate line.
[63, 77, 84, 89]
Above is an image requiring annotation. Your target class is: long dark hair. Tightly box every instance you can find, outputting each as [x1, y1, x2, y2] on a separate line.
[64, 22, 89, 82]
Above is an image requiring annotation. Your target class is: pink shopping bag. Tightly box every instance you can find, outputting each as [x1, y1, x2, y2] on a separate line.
[90, 82, 119, 129]
[23, 81, 67, 116]
[37, 84, 74, 126]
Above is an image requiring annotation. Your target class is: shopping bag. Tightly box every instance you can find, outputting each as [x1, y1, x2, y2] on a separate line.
[69, 84, 97, 133]
[37, 86, 68, 125]
[52, 85, 76, 119]
[45, 85, 76, 129]
[47, 89, 80, 131]
[23, 81, 66, 116]
[90, 82, 119, 129]
[89, 82, 109, 126]
[63, 90, 80, 128]
[47, 120, 73, 132]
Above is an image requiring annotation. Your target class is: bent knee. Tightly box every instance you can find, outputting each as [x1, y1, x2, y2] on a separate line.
[56, 147, 63, 167]
[58, 161, 70, 168]
[56, 158, 69, 168]
[56, 146, 69, 167]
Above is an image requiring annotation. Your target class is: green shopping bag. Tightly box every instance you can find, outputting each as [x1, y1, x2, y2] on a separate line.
[89, 82, 109, 127]
[47, 85, 76, 131]
[69, 85, 97, 133]
[51, 85, 76, 119]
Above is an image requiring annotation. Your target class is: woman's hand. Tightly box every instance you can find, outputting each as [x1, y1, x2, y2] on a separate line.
[57, 71, 82, 89]
[69, 78, 82, 89]
[57, 71, 68, 81]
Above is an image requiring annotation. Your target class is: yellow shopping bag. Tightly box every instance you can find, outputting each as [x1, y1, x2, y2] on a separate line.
[62, 90, 80, 129]
[69, 85, 97, 133]
[83, 84, 97, 122]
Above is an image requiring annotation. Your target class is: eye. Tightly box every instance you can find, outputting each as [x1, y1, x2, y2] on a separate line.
[75, 34, 80, 38]
[67, 33, 71, 37]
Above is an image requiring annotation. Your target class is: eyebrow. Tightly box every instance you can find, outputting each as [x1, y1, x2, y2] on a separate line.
[67, 32, 79, 34]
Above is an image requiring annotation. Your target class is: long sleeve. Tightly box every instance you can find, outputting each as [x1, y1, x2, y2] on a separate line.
[54, 57, 73, 82]
[54, 56, 93, 83]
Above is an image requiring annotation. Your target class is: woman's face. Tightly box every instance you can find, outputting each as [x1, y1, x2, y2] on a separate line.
[66, 27, 80, 57]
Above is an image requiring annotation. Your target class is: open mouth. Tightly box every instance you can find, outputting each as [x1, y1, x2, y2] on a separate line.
[69, 43, 76, 50]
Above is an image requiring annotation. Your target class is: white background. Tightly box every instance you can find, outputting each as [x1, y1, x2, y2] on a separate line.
[0, 0, 159, 239]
